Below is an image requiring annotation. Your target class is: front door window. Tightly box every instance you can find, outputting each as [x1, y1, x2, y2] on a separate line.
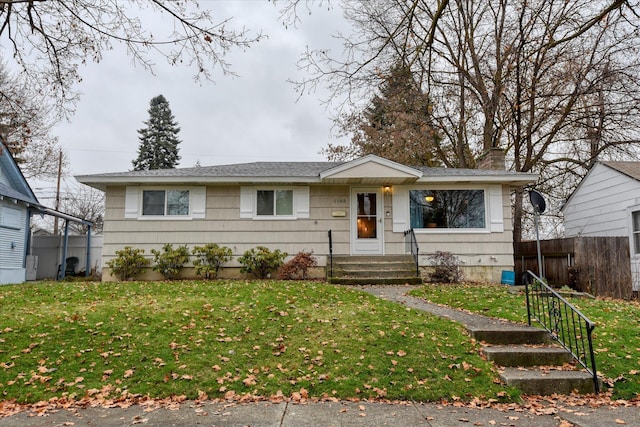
[357, 192, 377, 239]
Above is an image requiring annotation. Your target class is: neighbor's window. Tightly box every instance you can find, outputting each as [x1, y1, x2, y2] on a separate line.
[409, 189, 485, 229]
[632, 211, 640, 254]
[142, 190, 189, 216]
[257, 190, 293, 216]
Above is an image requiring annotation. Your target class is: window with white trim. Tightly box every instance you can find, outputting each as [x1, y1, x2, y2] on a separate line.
[632, 210, 640, 255]
[125, 187, 206, 220]
[240, 186, 309, 219]
[257, 189, 293, 216]
[409, 189, 485, 229]
[142, 190, 189, 216]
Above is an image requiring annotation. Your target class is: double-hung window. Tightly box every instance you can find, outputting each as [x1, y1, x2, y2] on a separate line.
[632, 210, 640, 255]
[142, 190, 190, 216]
[257, 189, 293, 216]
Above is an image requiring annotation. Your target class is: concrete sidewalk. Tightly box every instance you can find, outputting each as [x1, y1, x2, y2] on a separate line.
[0, 400, 638, 426]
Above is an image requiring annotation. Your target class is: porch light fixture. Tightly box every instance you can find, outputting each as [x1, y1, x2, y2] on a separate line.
[425, 195, 434, 203]
[384, 186, 391, 194]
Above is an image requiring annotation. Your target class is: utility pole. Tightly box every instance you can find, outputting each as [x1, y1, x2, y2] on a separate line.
[53, 150, 62, 235]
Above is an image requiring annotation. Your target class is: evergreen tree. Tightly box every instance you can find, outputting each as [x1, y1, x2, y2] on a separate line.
[324, 63, 443, 166]
[132, 95, 181, 170]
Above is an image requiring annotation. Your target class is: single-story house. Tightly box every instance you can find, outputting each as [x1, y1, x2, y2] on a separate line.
[0, 141, 95, 284]
[77, 153, 537, 282]
[562, 161, 640, 292]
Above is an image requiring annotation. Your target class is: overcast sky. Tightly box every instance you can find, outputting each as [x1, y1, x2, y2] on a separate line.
[52, 1, 351, 183]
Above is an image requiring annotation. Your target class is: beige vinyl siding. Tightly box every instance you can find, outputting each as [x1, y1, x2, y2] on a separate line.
[386, 184, 515, 282]
[102, 185, 351, 269]
[102, 183, 515, 282]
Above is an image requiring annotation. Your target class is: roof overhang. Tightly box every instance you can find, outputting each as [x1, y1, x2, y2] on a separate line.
[415, 173, 538, 186]
[75, 176, 322, 191]
[320, 155, 423, 185]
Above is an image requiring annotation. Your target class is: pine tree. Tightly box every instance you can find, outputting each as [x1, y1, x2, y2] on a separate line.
[132, 95, 181, 170]
[324, 63, 443, 166]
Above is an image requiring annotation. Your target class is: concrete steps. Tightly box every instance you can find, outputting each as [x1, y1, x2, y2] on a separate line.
[329, 255, 422, 285]
[499, 368, 598, 395]
[477, 326, 599, 395]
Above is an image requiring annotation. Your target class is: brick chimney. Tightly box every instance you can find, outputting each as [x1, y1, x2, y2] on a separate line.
[477, 147, 506, 170]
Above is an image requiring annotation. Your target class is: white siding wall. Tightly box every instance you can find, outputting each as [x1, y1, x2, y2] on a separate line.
[0, 200, 27, 284]
[564, 163, 640, 237]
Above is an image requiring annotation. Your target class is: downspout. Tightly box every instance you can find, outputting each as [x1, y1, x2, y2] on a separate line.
[59, 219, 70, 279]
[85, 225, 92, 277]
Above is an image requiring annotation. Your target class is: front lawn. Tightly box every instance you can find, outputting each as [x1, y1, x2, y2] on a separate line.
[0, 281, 517, 404]
[410, 283, 640, 400]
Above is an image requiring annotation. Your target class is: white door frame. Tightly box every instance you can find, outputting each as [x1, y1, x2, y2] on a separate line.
[350, 187, 384, 255]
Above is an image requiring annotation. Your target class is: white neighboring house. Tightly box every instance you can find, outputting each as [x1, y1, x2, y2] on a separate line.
[0, 141, 95, 284]
[0, 142, 43, 284]
[77, 153, 538, 282]
[562, 161, 640, 292]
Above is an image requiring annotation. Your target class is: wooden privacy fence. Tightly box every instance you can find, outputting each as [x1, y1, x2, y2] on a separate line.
[514, 237, 633, 300]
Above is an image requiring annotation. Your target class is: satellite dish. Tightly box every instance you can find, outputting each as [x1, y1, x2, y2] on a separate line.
[529, 190, 546, 214]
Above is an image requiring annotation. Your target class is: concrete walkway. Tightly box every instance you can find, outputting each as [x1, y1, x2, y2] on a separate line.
[0, 285, 638, 426]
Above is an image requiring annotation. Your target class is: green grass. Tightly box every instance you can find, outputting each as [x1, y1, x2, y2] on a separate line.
[410, 283, 640, 400]
[0, 280, 518, 404]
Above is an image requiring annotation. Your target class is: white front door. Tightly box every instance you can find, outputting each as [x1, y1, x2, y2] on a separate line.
[351, 188, 384, 255]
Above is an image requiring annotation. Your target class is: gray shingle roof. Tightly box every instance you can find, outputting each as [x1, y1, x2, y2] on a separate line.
[80, 161, 529, 179]
[83, 162, 343, 178]
[601, 161, 640, 182]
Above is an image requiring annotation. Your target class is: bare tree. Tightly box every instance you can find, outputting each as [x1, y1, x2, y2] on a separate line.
[0, 0, 265, 117]
[60, 182, 105, 235]
[0, 63, 68, 178]
[293, 0, 640, 240]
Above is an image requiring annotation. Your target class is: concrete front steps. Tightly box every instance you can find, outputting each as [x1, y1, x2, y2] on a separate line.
[476, 326, 600, 395]
[328, 255, 422, 285]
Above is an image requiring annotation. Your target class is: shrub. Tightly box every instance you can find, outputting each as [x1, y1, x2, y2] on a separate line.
[238, 246, 287, 279]
[106, 246, 149, 281]
[151, 244, 190, 280]
[278, 251, 318, 280]
[427, 250, 463, 283]
[191, 243, 233, 279]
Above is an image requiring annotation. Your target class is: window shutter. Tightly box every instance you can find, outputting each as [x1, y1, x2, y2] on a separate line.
[293, 187, 310, 218]
[488, 184, 504, 232]
[124, 187, 139, 218]
[392, 186, 408, 232]
[191, 187, 206, 219]
[240, 186, 254, 218]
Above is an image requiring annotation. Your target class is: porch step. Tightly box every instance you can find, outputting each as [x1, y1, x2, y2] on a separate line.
[482, 345, 572, 367]
[329, 255, 422, 285]
[499, 367, 600, 395]
[468, 325, 551, 345]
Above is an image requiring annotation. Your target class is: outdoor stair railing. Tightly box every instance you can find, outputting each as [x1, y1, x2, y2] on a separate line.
[524, 270, 599, 393]
[327, 229, 333, 280]
[404, 228, 419, 277]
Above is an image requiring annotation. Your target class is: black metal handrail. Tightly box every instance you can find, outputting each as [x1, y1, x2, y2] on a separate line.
[404, 228, 419, 276]
[327, 229, 333, 279]
[524, 270, 599, 393]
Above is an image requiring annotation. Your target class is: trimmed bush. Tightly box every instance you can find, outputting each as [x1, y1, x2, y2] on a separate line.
[191, 243, 233, 279]
[238, 246, 287, 279]
[106, 246, 149, 281]
[427, 250, 463, 283]
[278, 251, 317, 280]
[151, 244, 190, 280]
